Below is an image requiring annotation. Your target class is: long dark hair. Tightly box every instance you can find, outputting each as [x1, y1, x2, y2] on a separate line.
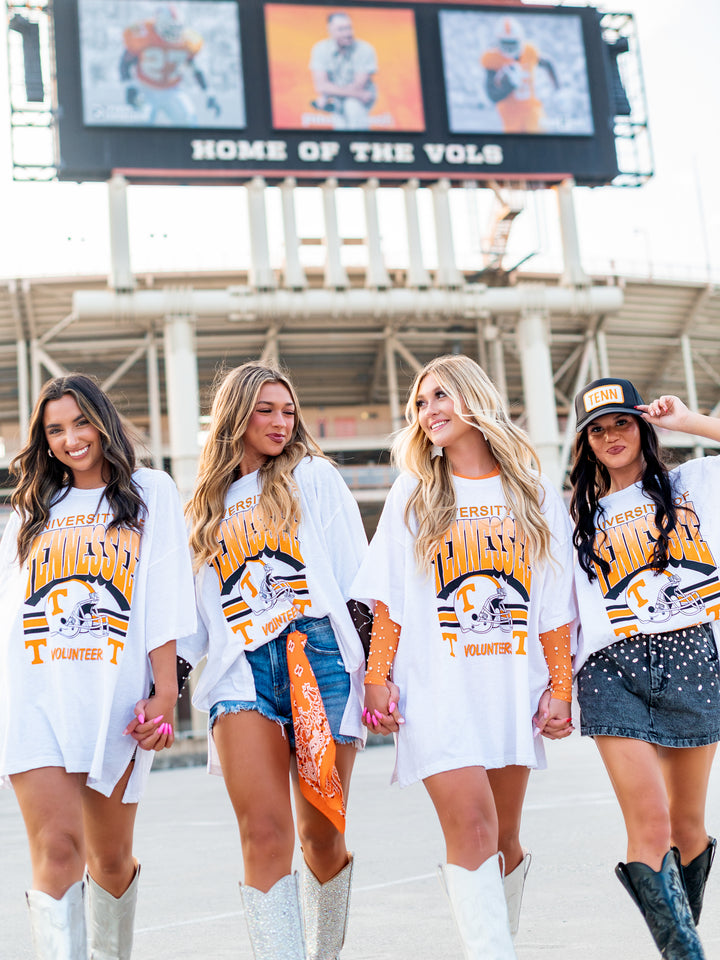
[570, 416, 678, 581]
[10, 374, 146, 564]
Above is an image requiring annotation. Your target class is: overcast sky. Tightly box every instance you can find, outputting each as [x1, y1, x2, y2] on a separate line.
[0, 0, 717, 283]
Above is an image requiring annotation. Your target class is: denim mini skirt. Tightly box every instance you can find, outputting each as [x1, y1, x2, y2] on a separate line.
[577, 623, 720, 747]
[209, 615, 356, 748]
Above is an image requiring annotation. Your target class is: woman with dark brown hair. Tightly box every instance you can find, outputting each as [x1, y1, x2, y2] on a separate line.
[0, 374, 195, 959]
[571, 378, 720, 959]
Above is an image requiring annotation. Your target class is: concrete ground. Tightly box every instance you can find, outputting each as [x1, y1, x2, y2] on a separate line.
[2, 733, 720, 959]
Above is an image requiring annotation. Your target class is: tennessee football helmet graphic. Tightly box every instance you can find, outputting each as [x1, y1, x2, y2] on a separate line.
[241, 560, 295, 616]
[45, 579, 109, 640]
[453, 575, 513, 634]
[625, 569, 704, 624]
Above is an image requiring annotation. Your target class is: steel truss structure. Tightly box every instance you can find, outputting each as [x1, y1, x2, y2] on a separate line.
[1, 177, 719, 515]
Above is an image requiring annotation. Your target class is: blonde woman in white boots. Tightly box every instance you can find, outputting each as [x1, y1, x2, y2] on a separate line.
[184, 362, 371, 959]
[352, 355, 577, 957]
[0, 374, 196, 959]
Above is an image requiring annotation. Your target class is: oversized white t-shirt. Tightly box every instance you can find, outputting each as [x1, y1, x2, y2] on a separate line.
[351, 471, 576, 787]
[0, 468, 196, 802]
[574, 455, 720, 674]
[185, 457, 368, 771]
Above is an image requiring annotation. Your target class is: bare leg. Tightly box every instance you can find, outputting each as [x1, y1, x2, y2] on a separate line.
[83, 761, 138, 896]
[488, 766, 530, 875]
[292, 742, 356, 882]
[596, 736, 708, 957]
[659, 742, 717, 864]
[424, 766, 498, 869]
[11, 767, 86, 898]
[213, 711, 295, 892]
[594, 736, 671, 869]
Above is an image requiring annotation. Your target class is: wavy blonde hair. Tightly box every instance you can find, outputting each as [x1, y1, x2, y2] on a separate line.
[393, 354, 553, 570]
[186, 362, 326, 570]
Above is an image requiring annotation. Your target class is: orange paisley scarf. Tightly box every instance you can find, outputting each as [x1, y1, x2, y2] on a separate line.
[286, 629, 346, 833]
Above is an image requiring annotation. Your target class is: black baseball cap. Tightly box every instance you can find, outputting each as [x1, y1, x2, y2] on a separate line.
[574, 378, 644, 433]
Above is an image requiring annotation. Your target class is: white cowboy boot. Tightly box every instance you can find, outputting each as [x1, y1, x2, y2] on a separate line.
[86, 863, 140, 959]
[240, 872, 307, 960]
[302, 854, 353, 959]
[440, 855, 517, 960]
[26, 879, 88, 960]
[503, 850, 532, 938]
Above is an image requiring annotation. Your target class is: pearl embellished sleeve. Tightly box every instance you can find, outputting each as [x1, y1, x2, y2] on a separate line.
[539, 623, 573, 702]
[364, 601, 400, 686]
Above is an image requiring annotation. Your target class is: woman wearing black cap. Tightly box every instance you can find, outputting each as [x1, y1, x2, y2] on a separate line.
[571, 379, 720, 960]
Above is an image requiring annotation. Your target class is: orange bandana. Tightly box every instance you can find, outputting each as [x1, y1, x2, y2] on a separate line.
[286, 629, 346, 833]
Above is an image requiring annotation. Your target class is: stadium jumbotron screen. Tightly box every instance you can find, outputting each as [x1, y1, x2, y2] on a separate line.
[77, 0, 246, 130]
[440, 8, 594, 137]
[51, 0, 624, 186]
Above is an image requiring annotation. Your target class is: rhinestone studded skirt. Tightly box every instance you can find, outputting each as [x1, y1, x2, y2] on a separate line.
[576, 623, 720, 747]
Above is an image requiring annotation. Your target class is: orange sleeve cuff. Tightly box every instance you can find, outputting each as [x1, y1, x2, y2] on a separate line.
[364, 601, 401, 686]
[539, 623, 573, 702]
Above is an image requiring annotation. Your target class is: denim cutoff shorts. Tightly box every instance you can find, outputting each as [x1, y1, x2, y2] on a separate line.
[577, 623, 720, 747]
[209, 616, 356, 748]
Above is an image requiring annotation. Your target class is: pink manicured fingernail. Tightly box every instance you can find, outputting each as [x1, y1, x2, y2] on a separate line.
[389, 702, 396, 713]
[397, 717, 405, 725]
[162, 723, 170, 735]
[151, 715, 163, 724]
[373, 710, 383, 720]
[371, 717, 378, 727]
[138, 713, 145, 724]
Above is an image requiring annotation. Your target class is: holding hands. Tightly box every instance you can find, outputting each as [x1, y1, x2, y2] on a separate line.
[123, 693, 176, 751]
[533, 688, 574, 740]
[362, 680, 405, 736]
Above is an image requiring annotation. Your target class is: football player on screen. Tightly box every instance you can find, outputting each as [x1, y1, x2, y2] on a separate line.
[481, 17, 559, 134]
[119, 5, 220, 126]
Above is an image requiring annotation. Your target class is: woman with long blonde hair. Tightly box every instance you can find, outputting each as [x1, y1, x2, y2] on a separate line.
[185, 361, 370, 960]
[0, 373, 196, 959]
[352, 354, 576, 958]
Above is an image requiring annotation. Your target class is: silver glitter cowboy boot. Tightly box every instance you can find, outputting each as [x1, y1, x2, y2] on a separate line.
[26, 879, 88, 960]
[503, 850, 532, 939]
[439, 855, 517, 960]
[240, 872, 307, 960]
[86, 863, 140, 959]
[301, 854, 353, 960]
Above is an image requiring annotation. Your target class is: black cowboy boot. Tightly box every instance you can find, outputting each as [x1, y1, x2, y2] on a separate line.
[681, 838, 716, 926]
[615, 849, 705, 959]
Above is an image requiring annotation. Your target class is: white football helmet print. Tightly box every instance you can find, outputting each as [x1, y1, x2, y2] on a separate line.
[624, 569, 704, 624]
[241, 560, 295, 615]
[453, 575, 513, 634]
[45, 579, 109, 640]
